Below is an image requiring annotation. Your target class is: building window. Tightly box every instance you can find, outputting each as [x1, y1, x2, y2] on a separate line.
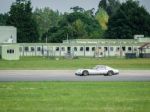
[61, 47, 65, 51]
[86, 47, 89, 52]
[7, 50, 9, 54]
[74, 47, 77, 51]
[56, 47, 59, 51]
[31, 47, 35, 52]
[116, 47, 120, 51]
[80, 47, 83, 51]
[104, 47, 108, 51]
[110, 47, 113, 51]
[122, 47, 126, 51]
[37, 47, 41, 51]
[92, 47, 95, 51]
[128, 47, 132, 51]
[7, 49, 14, 54]
[24, 47, 29, 52]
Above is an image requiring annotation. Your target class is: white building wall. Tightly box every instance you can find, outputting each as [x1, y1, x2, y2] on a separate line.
[18, 44, 143, 57]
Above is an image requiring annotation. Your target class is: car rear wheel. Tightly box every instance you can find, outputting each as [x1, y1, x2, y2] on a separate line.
[107, 71, 114, 76]
[82, 70, 89, 76]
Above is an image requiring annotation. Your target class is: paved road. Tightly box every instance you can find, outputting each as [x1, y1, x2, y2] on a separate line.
[0, 70, 150, 81]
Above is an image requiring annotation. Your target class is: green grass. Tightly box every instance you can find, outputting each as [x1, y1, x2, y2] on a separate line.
[0, 82, 149, 112]
[0, 56, 150, 70]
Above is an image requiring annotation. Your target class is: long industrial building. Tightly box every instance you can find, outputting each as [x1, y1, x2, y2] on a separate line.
[0, 26, 150, 60]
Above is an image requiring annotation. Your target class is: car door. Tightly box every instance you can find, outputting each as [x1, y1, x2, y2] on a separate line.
[96, 66, 107, 74]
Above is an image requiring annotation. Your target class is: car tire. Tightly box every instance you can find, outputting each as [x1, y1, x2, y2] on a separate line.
[107, 71, 114, 76]
[82, 70, 89, 76]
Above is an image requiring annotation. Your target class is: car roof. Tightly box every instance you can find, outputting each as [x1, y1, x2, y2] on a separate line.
[96, 65, 106, 67]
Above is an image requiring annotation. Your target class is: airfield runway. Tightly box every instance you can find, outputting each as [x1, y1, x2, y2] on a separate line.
[0, 70, 150, 81]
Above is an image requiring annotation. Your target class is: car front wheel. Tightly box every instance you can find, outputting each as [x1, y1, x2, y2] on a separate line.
[107, 71, 114, 76]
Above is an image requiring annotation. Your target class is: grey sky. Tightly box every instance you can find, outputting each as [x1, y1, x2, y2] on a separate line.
[0, 0, 150, 14]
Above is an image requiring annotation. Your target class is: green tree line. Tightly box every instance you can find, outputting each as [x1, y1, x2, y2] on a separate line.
[0, 0, 150, 43]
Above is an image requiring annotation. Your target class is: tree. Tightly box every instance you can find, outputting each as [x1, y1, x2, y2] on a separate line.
[72, 19, 87, 38]
[0, 13, 9, 25]
[105, 0, 150, 39]
[98, 0, 120, 16]
[85, 8, 95, 18]
[7, 0, 39, 43]
[95, 8, 109, 30]
[42, 7, 104, 43]
[70, 6, 85, 13]
[99, 0, 107, 11]
[65, 10, 103, 39]
[33, 7, 62, 41]
[107, 0, 120, 16]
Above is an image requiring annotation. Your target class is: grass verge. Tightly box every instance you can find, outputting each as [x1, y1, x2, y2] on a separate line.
[0, 82, 149, 112]
[0, 56, 150, 70]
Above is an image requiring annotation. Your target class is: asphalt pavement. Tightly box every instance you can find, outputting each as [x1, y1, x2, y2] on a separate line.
[0, 70, 150, 81]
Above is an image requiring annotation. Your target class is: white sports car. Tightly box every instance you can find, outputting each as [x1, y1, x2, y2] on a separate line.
[75, 65, 119, 76]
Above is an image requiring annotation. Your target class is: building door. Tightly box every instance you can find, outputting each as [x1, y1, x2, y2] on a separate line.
[42, 46, 48, 56]
[67, 47, 71, 53]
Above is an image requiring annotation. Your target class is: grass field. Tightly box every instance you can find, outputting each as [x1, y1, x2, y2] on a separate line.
[0, 82, 149, 112]
[0, 56, 150, 70]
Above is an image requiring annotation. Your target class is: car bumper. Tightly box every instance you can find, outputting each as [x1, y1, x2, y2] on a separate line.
[75, 72, 82, 76]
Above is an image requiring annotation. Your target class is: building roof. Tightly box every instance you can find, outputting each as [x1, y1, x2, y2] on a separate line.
[139, 43, 150, 49]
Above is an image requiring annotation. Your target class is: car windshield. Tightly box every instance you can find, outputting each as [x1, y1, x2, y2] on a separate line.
[106, 66, 113, 70]
[93, 67, 97, 69]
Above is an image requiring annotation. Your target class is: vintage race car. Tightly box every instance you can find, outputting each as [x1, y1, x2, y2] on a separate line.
[75, 65, 119, 76]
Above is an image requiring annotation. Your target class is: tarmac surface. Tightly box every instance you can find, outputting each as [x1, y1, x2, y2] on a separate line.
[0, 70, 150, 82]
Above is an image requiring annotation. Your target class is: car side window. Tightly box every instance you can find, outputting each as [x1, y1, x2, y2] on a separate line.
[98, 66, 106, 70]
[96, 67, 103, 70]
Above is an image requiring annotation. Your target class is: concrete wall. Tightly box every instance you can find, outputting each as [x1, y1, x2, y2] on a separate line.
[0, 26, 17, 43]
[1, 45, 20, 60]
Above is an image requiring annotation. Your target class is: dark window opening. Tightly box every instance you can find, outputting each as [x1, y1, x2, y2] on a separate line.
[122, 47, 126, 51]
[86, 47, 89, 51]
[92, 47, 95, 51]
[7, 49, 14, 54]
[80, 47, 83, 51]
[37, 47, 41, 51]
[128, 47, 132, 51]
[56, 47, 59, 51]
[67, 47, 71, 53]
[104, 47, 108, 51]
[31, 47, 35, 52]
[74, 47, 77, 51]
[24, 47, 29, 52]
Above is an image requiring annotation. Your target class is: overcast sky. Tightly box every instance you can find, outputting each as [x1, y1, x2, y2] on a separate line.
[0, 0, 150, 14]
